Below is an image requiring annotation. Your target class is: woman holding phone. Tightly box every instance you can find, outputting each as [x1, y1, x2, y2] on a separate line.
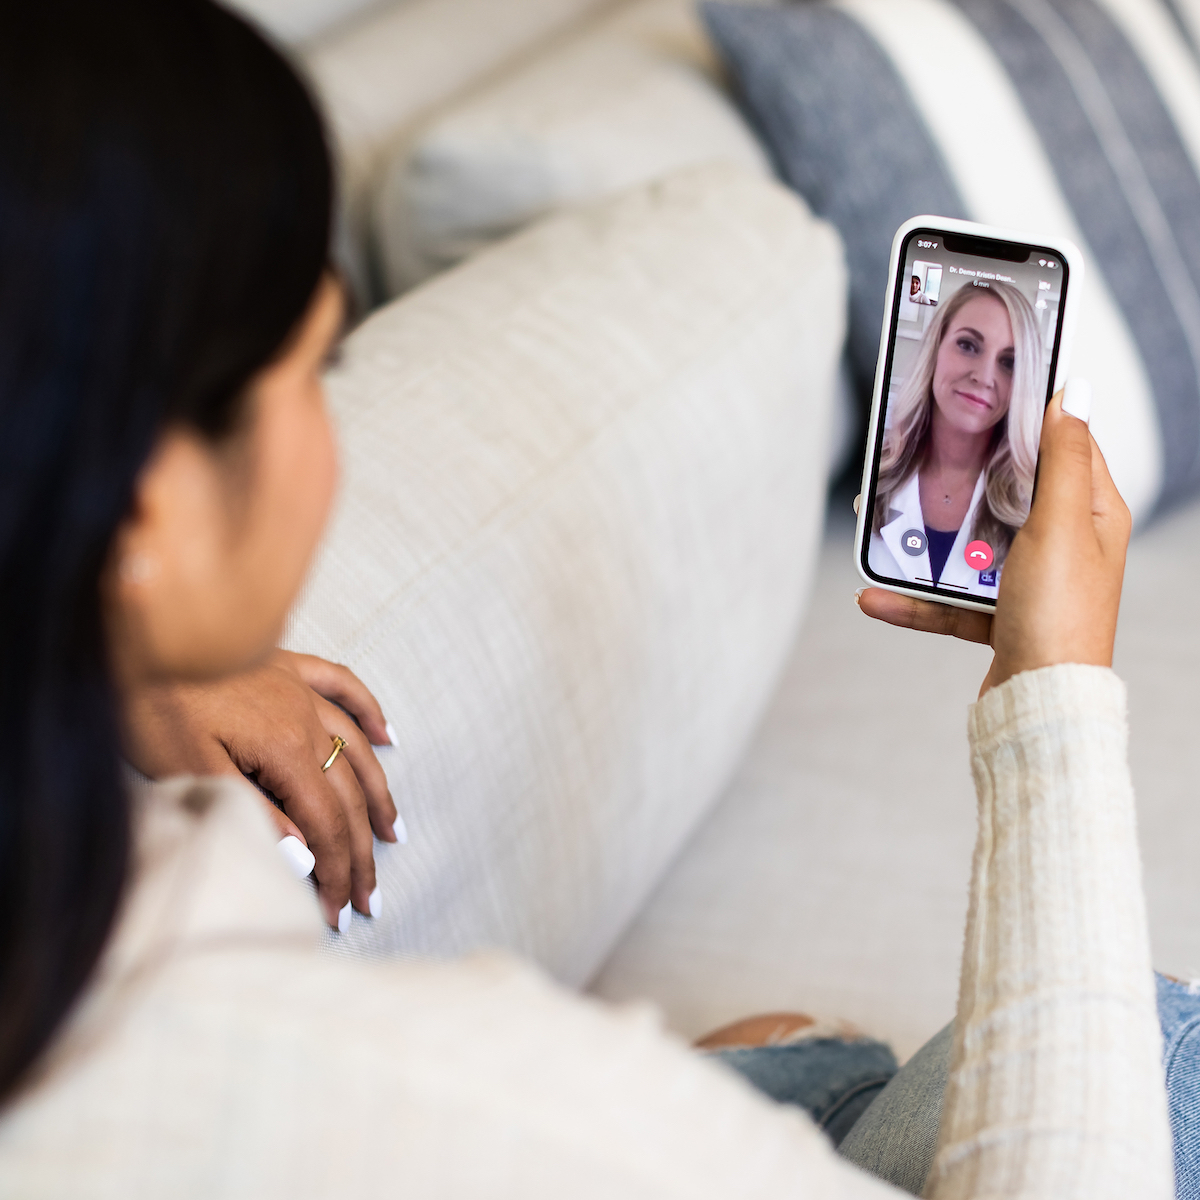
[0, 2, 1176, 1195]
[869, 280, 1043, 594]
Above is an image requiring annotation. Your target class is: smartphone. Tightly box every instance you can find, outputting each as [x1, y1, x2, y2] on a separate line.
[854, 216, 1083, 611]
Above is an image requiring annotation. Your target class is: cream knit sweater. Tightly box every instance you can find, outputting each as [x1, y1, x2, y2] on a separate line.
[0, 665, 1174, 1198]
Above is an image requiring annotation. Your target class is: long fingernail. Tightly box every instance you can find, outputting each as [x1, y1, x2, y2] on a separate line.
[1062, 378, 1092, 424]
[278, 835, 315, 879]
[854, 587, 866, 607]
[853, 493, 861, 515]
[368, 887, 382, 919]
[393, 813, 408, 844]
[385, 720, 399, 747]
[337, 901, 352, 934]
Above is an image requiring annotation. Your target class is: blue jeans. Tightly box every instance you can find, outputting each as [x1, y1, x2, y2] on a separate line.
[1159, 974, 1200, 1197]
[709, 1038, 898, 1147]
[718, 974, 1200, 1197]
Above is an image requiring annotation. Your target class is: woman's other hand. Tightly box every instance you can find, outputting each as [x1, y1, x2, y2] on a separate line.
[857, 383, 1131, 696]
[122, 650, 402, 930]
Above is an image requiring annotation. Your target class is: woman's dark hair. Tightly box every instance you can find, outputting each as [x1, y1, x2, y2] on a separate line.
[0, 0, 332, 1099]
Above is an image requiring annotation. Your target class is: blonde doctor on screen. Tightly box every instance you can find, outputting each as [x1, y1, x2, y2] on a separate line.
[869, 279, 1042, 597]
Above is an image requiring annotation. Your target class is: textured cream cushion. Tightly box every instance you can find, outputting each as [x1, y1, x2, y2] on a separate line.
[590, 496, 1200, 1061]
[375, 0, 769, 294]
[300, 0, 610, 301]
[283, 165, 846, 983]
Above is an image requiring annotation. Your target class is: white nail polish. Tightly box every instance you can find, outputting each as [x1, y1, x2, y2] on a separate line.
[385, 721, 399, 747]
[393, 813, 408, 844]
[337, 900, 352, 934]
[277, 835, 315, 879]
[853, 493, 861, 515]
[1062, 378, 1092, 424]
[368, 887, 382, 919]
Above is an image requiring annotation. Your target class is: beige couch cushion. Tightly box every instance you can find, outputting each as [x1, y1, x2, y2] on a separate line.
[590, 497, 1200, 1060]
[284, 165, 846, 983]
[300, 0, 612, 300]
[374, 0, 769, 294]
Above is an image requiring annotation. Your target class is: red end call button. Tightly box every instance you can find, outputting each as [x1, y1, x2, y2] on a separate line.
[964, 540, 994, 571]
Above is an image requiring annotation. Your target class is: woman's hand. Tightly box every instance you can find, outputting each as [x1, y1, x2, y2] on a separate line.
[121, 649, 402, 930]
[857, 384, 1131, 695]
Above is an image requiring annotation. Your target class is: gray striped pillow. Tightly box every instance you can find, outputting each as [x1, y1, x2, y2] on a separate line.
[704, 0, 1200, 520]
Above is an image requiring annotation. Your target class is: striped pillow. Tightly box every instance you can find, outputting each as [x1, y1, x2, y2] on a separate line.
[703, 0, 1200, 520]
[1164, 0, 1200, 59]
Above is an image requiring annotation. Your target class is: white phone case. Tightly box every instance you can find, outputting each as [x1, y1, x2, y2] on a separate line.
[853, 215, 1085, 612]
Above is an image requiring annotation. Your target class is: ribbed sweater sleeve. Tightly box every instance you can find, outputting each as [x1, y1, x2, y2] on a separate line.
[924, 664, 1173, 1200]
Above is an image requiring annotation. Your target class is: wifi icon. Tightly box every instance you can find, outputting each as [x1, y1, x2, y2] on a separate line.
[1039, 259, 1047, 266]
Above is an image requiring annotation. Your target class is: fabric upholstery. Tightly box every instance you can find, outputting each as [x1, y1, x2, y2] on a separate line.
[591, 494, 1200, 1061]
[1168, 0, 1200, 56]
[283, 165, 847, 984]
[704, 0, 1200, 521]
[373, 0, 769, 294]
[301, 0, 611, 301]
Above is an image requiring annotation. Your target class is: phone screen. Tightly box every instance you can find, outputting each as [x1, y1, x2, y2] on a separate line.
[861, 227, 1070, 603]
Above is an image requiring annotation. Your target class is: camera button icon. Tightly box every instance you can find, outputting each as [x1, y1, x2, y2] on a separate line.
[901, 528, 927, 556]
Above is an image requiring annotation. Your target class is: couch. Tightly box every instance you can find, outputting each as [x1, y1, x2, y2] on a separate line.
[233, 0, 1200, 1062]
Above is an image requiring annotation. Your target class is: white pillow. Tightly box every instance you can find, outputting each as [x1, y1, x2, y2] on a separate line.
[284, 165, 847, 981]
[300, 0, 609, 302]
[374, 0, 770, 295]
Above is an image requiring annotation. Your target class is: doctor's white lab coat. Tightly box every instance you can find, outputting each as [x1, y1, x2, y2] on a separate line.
[868, 471, 999, 598]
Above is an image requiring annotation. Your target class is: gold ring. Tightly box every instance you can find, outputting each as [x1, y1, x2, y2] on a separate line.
[321, 735, 348, 772]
